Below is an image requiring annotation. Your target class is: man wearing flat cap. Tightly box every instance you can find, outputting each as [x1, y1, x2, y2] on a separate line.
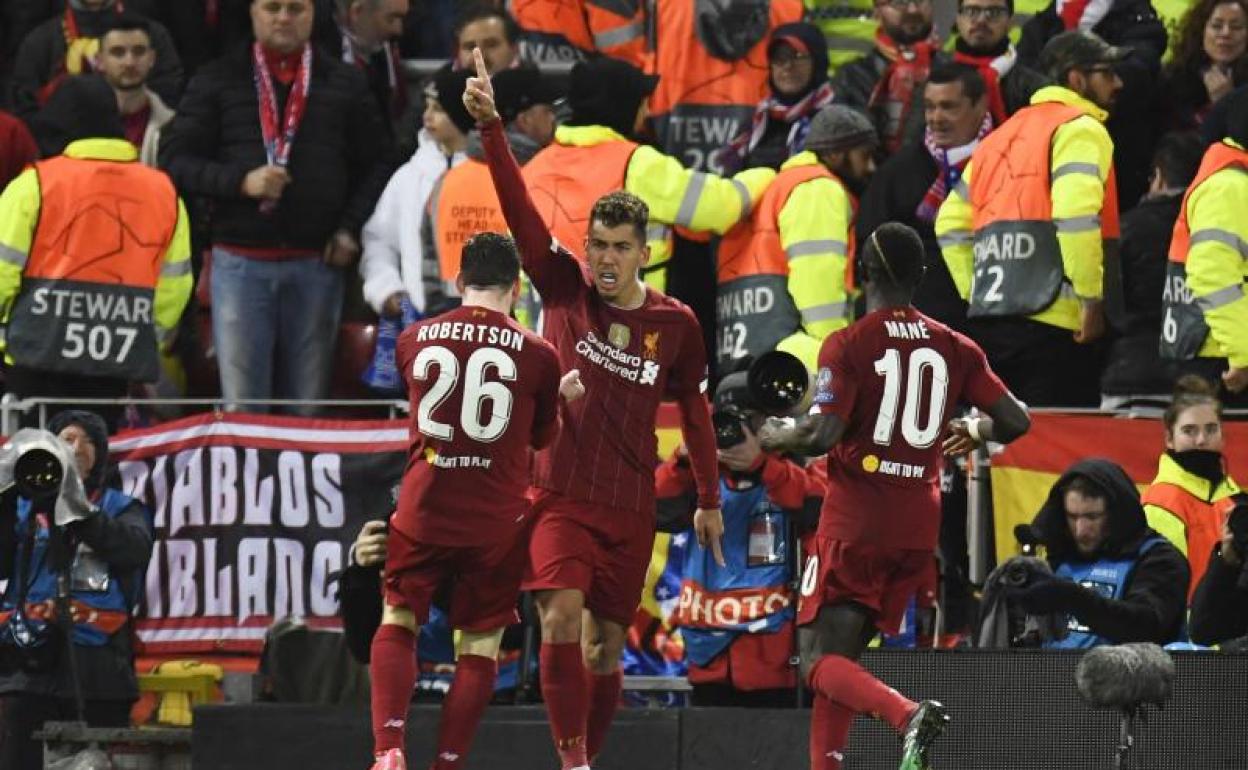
[936, 30, 1127, 408]
[716, 105, 878, 374]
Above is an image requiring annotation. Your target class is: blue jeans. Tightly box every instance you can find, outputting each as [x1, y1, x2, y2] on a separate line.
[210, 247, 343, 415]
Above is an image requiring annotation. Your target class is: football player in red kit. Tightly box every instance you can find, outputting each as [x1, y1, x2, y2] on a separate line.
[368, 232, 583, 770]
[760, 223, 1031, 770]
[464, 49, 724, 770]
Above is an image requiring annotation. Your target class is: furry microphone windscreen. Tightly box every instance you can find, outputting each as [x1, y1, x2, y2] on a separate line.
[1075, 643, 1175, 711]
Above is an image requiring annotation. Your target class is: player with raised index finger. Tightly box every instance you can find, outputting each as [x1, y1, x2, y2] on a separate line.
[464, 48, 724, 770]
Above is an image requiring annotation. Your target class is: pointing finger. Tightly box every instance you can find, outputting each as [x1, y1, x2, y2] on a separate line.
[473, 47, 488, 81]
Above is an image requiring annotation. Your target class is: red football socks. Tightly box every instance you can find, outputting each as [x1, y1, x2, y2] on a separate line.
[807, 654, 917, 733]
[429, 653, 497, 769]
[540, 642, 589, 770]
[586, 669, 623, 763]
[810, 694, 855, 770]
[370, 624, 418, 754]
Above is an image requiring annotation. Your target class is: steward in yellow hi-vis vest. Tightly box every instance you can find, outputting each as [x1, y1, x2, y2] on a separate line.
[1161, 139, 1248, 376]
[523, 57, 774, 291]
[0, 138, 192, 381]
[715, 105, 877, 372]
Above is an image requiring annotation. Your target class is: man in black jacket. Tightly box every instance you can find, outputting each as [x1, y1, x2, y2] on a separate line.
[1015, 458, 1190, 648]
[857, 62, 989, 331]
[7, 0, 183, 118]
[160, 0, 391, 416]
[1100, 132, 1205, 407]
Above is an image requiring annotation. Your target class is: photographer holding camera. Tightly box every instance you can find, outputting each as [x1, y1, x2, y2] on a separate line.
[1015, 459, 1190, 649]
[1189, 494, 1248, 648]
[656, 354, 826, 706]
[0, 411, 154, 770]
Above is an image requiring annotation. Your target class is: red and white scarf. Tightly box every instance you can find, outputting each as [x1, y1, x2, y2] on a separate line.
[716, 82, 836, 172]
[868, 29, 939, 154]
[953, 45, 1017, 126]
[1056, 0, 1113, 30]
[252, 42, 313, 212]
[915, 111, 992, 223]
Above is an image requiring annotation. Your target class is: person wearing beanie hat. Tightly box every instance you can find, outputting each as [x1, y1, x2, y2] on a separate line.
[716, 22, 836, 174]
[520, 53, 776, 292]
[935, 29, 1123, 407]
[360, 65, 472, 320]
[0, 408, 154, 770]
[716, 103, 878, 375]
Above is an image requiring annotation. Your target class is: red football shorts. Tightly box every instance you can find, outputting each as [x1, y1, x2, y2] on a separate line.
[522, 490, 655, 627]
[383, 524, 526, 632]
[796, 536, 934, 635]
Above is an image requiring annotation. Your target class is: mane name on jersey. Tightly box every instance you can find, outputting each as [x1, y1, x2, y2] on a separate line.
[883, 319, 931, 340]
[415, 320, 524, 351]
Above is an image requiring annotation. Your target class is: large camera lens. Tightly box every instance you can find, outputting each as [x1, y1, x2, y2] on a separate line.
[712, 411, 747, 450]
[14, 447, 63, 499]
[747, 351, 808, 414]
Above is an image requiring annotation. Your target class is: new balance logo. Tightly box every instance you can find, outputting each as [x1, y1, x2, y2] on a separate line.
[383, 719, 405, 729]
[438, 751, 460, 762]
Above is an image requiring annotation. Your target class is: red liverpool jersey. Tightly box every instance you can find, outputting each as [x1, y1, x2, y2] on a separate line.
[394, 305, 563, 546]
[813, 306, 1008, 550]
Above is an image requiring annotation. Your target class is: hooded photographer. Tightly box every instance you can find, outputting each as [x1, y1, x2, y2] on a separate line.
[655, 359, 825, 705]
[1015, 458, 1190, 648]
[0, 411, 154, 770]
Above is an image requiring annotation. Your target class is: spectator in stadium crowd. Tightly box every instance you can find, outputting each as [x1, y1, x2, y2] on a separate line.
[1099, 132, 1204, 407]
[716, 22, 835, 174]
[359, 67, 472, 320]
[9, 0, 183, 119]
[467, 50, 727, 770]
[1016, 0, 1167, 208]
[831, 0, 938, 155]
[1189, 495, 1248, 648]
[160, 0, 391, 415]
[2, 75, 191, 431]
[717, 105, 878, 375]
[318, 0, 410, 132]
[422, 65, 561, 324]
[452, 2, 521, 74]
[511, 0, 646, 66]
[935, 31, 1123, 408]
[656, 367, 825, 707]
[1162, 0, 1248, 130]
[94, 14, 175, 167]
[0, 110, 37, 191]
[758, 222, 1031, 770]
[941, 0, 1048, 124]
[1159, 93, 1248, 400]
[0, 410, 155, 770]
[1142, 376, 1243, 599]
[1015, 458, 1190, 648]
[152, 0, 258, 81]
[522, 56, 775, 293]
[857, 63, 990, 331]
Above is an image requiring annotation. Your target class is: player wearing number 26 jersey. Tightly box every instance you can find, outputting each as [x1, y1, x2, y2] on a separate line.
[370, 233, 566, 770]
[392, 303, 563, 548]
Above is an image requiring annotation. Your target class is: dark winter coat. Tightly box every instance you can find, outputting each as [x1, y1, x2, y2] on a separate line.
[159, 44, 392, 252]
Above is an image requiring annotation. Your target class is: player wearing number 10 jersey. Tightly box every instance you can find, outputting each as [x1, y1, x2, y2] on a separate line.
[369, 232, 566, 770]
[761, 223, 1031, 770]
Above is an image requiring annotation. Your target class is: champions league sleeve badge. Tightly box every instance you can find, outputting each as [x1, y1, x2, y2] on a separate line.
[813, 367, 834, 405]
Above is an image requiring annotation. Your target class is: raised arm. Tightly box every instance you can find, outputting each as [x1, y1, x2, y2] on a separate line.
[464, 49, 582, 304]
